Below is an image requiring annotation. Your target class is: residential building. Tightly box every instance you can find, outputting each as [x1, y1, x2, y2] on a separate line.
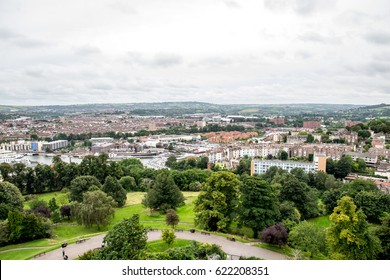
[251, 155, 326, 175]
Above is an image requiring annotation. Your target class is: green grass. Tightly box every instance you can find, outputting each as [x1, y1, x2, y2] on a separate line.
[147, 239, 193, 253]
[255, 243, 294, 257]
[23, 191, 70, 209]
[307, 215, 331, 228]
[0, 248, 52, 260]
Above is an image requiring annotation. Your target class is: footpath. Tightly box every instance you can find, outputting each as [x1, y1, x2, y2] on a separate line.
[34, 230, 286, 260]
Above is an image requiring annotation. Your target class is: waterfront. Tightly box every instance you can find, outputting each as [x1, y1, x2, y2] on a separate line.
[20, 154, 167, 170]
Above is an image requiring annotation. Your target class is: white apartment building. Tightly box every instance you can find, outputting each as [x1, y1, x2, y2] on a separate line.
[251, 156, 327, 175]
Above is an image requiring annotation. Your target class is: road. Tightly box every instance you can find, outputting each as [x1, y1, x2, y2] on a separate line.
[33, 230, 286, 260]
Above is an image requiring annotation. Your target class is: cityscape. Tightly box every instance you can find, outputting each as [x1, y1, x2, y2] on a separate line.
[1, 1, 390, 279]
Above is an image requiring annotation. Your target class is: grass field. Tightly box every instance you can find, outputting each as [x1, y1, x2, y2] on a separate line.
[307, 215, 331, 228]
[0, 191, 199, 260]
[146, 239, 193, 253]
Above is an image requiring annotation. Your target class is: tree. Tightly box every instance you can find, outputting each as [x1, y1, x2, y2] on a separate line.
[236, 156, 252, 175]
[48, 197, 59, 212]
[96, 214, 148, 260]
[306, 134, 315, 143]
[261, 223, 288, 247]
[194, 171, 240, 232]
[69, 175, 102, 202]
[166, 209, 179, 228]
[334, 156, 353, 179]
[165, 155, 177, 169]
[71, 190, 116, 230]
[279, 150, 288, 160]
[279, 174, 319, 220]
[8, 210, 52, 243]
[238, 176, 279, 238]
[375, 215, 390, 260]
[142, 170, 184, 212]
[288, 222, 328, 259]
[119, 176, 137, 192]
[102, 176, 127, 207]
[326, 196, 381, 260]
[60, 205, 71, 220]
[354, 191, 390, 223]
[162, 229, 176, 247]
[0, 181, 24, 220]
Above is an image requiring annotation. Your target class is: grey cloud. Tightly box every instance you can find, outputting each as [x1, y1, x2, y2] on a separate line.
[263, 0, 288, 11]
[151, 53, 183, 68]
[298, 32, 325, 42]
[223, 1, 241, 9]
[298, 32, 340, 44]
[0, 28, 20, 40]
[264, 50, 285, 60]
[364, 31, 390, 45]
[264, 0, 336, 15]
[25, 68, 44, 78]
[73, 45, 101, 56]
[124, 52, 182, 68]
[295, 51, 313, 59]
[108, 0, 137, 14]
[0, 28, 50, 48]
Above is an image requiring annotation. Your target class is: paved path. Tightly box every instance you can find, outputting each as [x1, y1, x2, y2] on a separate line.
[34, 231, 286, 260]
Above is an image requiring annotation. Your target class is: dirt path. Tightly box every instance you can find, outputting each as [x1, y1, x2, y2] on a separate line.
[33, 230, 286, 260]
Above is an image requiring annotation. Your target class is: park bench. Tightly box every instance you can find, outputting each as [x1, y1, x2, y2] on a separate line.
[174, 229, 184, 232]
[76, 238, 86, 244]
[201, 231, 211, 236]
[227, 237, 236, 242]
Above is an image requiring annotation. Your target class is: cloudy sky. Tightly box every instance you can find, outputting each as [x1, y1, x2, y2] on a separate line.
[0, 0, 389, 106]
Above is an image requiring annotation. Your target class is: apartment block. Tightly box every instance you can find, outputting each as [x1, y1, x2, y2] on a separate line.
[251, 156, 327, 175]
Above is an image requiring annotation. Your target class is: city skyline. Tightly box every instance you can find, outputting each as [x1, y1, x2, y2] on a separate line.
[1, 0, 390, 106]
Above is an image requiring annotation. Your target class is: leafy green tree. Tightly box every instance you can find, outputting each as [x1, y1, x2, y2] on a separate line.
[326, 158, 335, 174]
[165, 155, 177, 168]
[7, 210, 52, 243]
[238, 176, 279, 238]
[142, 170, 184, 212]
[48, 197, 59, 212]
[194, 171, 240, 232]
[236, 156, 252, 176]
[288, 222, 328, 259]
[119, 176, 137, 191]
[102, 176, 127, 207]
[306, 134, 315, 143]
[0, 220, 9, 245]
[326, 196, 381, 260]
[165, 209, 179, 228]
[375, 215, 390, 260]
[96, 214, 148, 260]
[69, 175, 102, 202]
[0, 163, 13, 182]
[162, 229, 176, 247]
[71, 190, 116, 230]
[354, 191, 390, 223]
[334, 156, 353, 179]
[279, 150, 288, 160]
[0, 181, 24, 220]
[279, 174, 319, 220]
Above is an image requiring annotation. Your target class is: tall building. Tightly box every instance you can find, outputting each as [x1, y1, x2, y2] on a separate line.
[42, 140, 69, 151]
[251, 155, 326, 175]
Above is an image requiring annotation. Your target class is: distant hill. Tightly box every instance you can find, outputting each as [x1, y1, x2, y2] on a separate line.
[0, 102, 366, 118]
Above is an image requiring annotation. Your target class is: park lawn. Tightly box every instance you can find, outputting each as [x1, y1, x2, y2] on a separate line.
[1, 191, 199, 259]
[126, 192, 145, 205]
[23, 191, 70, 209]
[307, 215, 331, 228]
[0, 248, 52, 260]
[147, 239, 193, 253]
[255, 243, 294, 257]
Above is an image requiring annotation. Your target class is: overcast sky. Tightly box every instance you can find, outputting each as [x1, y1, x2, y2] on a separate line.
[0, 0, 389, 106]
